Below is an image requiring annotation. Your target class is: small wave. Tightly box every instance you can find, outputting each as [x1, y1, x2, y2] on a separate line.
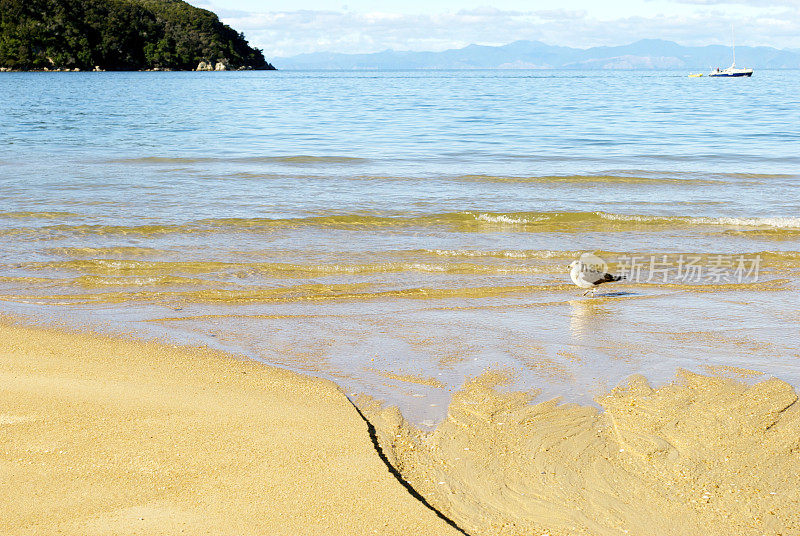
[0, 283, 568, 305]
[688, 216, 800, 228]
[105, 155, 368, 165]
[421, 249, 800, 268]
[1, 223, 191, 237]
[454, 174, 715, 185]
[472, 212, 800, 230]
[476, 213, 559, 225]
[22, 259, 554, 278]
[423, 249, 578, 260]
[637, 278, 790, 292]
[71, 275, 215, 288]
[3, 211, 799, 238]
[46, 246, 169, 258]
[268, 156, 368, 164]
[723, 229, 800, 240]
[0, 211, 81, 219]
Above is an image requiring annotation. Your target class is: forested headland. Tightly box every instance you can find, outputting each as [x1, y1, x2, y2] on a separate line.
[0, 0, 275, 71]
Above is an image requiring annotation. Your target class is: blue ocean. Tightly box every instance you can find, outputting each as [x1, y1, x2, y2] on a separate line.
[2, 70, 799, 422]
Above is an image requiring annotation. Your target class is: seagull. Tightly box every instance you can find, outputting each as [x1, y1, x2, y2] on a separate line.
[568, 260, 625, 296]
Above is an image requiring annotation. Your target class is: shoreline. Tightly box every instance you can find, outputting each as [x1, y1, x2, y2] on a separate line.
[364, 370, 800, 535]
[0, 318, 460, 535]
[3, 316, 800, 535]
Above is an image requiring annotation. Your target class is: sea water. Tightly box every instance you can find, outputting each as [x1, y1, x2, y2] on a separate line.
[2, 70, 799, 422]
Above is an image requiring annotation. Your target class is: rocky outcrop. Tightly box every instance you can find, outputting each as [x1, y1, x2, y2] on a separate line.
[195, 59, 230, 71]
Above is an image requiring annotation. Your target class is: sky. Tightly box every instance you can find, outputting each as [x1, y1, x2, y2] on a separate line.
[195, 0, 800, 57]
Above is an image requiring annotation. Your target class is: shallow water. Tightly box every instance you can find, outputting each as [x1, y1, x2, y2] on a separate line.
[1, 70, 799, 423]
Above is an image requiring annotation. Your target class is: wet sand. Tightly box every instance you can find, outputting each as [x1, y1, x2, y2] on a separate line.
[0, 320, 461, 536]
[364, 372, 800, 536]
[4, 319, 800, 536]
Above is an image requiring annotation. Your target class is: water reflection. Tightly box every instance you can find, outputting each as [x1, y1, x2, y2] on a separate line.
[568, 298, 613, 343]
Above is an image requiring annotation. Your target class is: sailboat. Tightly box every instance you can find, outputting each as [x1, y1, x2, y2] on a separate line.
[708, 26, 753, 77]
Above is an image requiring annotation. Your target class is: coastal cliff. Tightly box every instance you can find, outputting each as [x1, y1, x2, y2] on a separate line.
[0, 0, 275, 71]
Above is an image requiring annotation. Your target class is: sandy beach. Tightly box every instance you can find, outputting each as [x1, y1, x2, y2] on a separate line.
[3, 12, 800, 534]
[0, 320, 461, 536]
[4, 318, 800, 535]
[364, 371, 800, 536]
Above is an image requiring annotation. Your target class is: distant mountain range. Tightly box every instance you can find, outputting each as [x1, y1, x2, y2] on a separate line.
[274, 39, 800, 70]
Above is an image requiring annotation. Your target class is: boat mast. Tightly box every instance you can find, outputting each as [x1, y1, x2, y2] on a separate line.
[731, 24, 736, 67]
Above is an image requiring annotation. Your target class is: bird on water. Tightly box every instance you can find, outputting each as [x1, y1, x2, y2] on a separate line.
[569, 259, 625, 296]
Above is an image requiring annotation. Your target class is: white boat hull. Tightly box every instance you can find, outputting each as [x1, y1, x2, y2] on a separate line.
[708, 67, 753, 77]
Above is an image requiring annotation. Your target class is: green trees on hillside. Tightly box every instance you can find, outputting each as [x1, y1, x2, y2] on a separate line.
[0, 0, 274, 70]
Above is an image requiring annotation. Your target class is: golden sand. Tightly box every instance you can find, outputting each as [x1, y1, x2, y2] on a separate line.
[366, 367, 447, 389]
[5, 319, 800, 536]
[0, 321, 461, 536]
[364, 371, 800, 536]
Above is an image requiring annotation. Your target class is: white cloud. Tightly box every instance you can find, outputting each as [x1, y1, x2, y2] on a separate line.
[219, 5, 800, 57]
[667, 0, 799, 5]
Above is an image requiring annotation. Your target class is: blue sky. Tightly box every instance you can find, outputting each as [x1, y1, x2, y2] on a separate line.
[195, 0, 800, 57]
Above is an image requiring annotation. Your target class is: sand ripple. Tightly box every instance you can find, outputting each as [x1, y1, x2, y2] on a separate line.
[365, 371, 800, 536]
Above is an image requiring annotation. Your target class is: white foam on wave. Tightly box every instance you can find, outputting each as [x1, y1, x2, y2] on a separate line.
[595, 212, 800, 229]
[474, 213, 533, 225]
[688, 216, 800, 228]
[426, 249, 571, 259]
